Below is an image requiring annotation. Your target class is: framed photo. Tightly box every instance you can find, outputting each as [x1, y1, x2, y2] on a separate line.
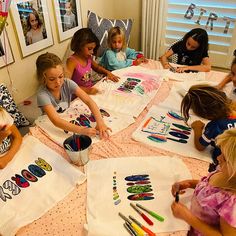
[10, 0, 53, 57]
[53, 0, 82, 42]
[0, 30, 14, 68]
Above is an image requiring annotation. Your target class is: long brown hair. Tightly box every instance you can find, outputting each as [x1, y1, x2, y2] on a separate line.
[181, 84, 232, 122]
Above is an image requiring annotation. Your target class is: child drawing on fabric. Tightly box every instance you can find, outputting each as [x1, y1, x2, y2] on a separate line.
[99, 26, 148, 71]
[0, 107, 22, 169]
[181, 84, 236, 172]
[36, 52, 111, 140]
[26, 8, 46, 45]
[171, 129, 236, 236]
[66, 28, 119, 95]
[217, 50, 236, 99]
[63, 1, 76, 32]
[160, 28, 211, 73]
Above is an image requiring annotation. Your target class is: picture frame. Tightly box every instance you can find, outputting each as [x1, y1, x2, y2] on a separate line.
[0, 30, 14, 68]
[10, 0, 53, 57]
[53, 0, 82, 42]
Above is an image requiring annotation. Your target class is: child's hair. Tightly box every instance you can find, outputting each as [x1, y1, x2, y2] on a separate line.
[231, 49, 236, 68]
[27, 8, 43, 30]
[107, 26, 126, 50]
[36, 52, 63, 82]
[216, 128, 236, 180]
[181, 84, 232, 122]
[182, 28, 209, 53]
[70, 28, 100, 55]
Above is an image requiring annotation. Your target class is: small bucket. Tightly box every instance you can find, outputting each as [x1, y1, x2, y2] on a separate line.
[63, 135, 92, 166]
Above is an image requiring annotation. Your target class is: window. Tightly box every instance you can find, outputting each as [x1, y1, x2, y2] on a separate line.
[160, 0, 236, 68]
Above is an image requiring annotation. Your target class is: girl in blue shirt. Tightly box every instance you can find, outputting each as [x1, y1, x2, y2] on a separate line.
[99, 26, 147, 71]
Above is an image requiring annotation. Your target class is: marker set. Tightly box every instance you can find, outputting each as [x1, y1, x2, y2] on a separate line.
[125, 174, 154, 201]
[119, 203, 164, 236]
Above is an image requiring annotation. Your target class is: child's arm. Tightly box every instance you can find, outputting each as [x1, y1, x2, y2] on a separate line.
[175, 57, 211, 73]
[92, 60, 119, 82]
[216, 73, 232, 90]
[191, 120, 206, 151]
[0, 125, 22, 169]
[171, 201, 236, 236]
[159, 49, 174, 69]
[42, 104, 98, 138]
[74, 86, 112, 139]
[66, 57, 76, 79]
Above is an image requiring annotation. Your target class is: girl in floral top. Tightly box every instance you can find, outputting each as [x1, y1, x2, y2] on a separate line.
[171, 128, 236, 235]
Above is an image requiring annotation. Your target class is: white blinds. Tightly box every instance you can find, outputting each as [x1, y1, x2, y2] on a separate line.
[160, 0, 236, 68]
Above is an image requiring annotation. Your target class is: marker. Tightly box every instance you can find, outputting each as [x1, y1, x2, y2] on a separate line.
[175, 183, 180, 203]
[129, 215, 156, 236]
[118, 212, 146, 236]
[136, 204, 164, 222]
[130, 203, 154, 226]
[124, 222, 138, 236]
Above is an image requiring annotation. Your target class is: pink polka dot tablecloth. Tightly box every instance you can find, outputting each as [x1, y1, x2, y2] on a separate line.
[15, 61, 227, 236]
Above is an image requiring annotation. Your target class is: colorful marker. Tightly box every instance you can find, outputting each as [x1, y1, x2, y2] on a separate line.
[175, 183, 180, 203]
[118, 212, 146, 236]
[129, 215, 156, 236]
[136, 204, 165, 222]
[124, 222, 138, 236]
[130, 203, 154, 226]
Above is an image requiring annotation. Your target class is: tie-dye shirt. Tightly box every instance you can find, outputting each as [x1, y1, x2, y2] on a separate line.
[189, 172, 236, 235]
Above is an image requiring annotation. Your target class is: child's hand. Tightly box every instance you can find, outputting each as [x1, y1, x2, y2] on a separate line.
[171, 201, 191, 220]
[95, 124, 112, 140]
[171, 180, 193, 197]
[191, 120, 205, 130]
[107, 72, 120, 82]
[88, 87, 99, 95]
[80, 127, 97, 137]
[133, 57, 147, 66]
[175, 67, 189, 73]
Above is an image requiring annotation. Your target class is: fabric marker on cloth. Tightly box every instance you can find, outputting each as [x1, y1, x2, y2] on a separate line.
[124, 222, 138, 236]
[129, 215, 156, 236]
[118, 212, 146, 236]
[130, 203, 154, 226]
[136, 204, 164, 222]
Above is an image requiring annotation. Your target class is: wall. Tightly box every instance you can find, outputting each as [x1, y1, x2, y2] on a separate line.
[0, 0, 141, 103]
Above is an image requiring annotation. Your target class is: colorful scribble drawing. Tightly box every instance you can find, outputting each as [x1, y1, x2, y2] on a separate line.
[113, 172, 121, 205]
[125, 174, 154, 201]
[127, 185, 153, 193]
[127, 193, 154, 201]
[142, 111, 192, 145]
[117, 78, 142, 94]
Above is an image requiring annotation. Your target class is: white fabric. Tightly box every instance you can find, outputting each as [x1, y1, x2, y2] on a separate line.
[0, 135, 86, 236]
[35, 99, 135, 146]
[86, 156, 192, 235]
[141, 0, 165, 60]
[92, 66, 162, 117]
[132, 105, 212, 162]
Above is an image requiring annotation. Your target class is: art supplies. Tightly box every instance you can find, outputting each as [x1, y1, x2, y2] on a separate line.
[175, 183, 180, 203]
[129, 215, 156, 236]
[130, 203, 153, 226]
[124, 222, 138, 236]
[136, 204, 165, 222]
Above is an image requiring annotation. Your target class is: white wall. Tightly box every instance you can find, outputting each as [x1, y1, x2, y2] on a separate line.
[0, 0, 141, 103]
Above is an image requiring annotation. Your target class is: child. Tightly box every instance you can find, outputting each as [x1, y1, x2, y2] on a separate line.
[217, 50, 236, 99]
[160, 28, 211, 72]
[0, 107, 22, 169]
[99, 26, 148, 71]
[181, 84, 236, 171]
[66, 28, 119, 95]
[63, 1, 76, 32]
[26, 8, 46, 45]
[36, 52, 111, 140]
[171, 129, 236, 235]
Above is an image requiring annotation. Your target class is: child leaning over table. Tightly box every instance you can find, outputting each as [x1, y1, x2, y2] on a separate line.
[0, 107, 22, 169]
[181, 84, 236, 172]
[99, 26, 148, 71]
[171, 129, 236, 236]
[36, 52, 111, 140]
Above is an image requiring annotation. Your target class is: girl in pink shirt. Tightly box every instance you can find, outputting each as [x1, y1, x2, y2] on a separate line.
[171, 129, 236, 235]
[66, 28, 119, 95]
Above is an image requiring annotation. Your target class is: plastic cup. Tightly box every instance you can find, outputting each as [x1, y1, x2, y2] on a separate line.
[63, 135, 92, 165]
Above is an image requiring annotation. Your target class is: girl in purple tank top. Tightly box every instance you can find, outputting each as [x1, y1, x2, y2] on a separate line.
[66, 28, 119, 95]
[171, 129, 236, 235]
